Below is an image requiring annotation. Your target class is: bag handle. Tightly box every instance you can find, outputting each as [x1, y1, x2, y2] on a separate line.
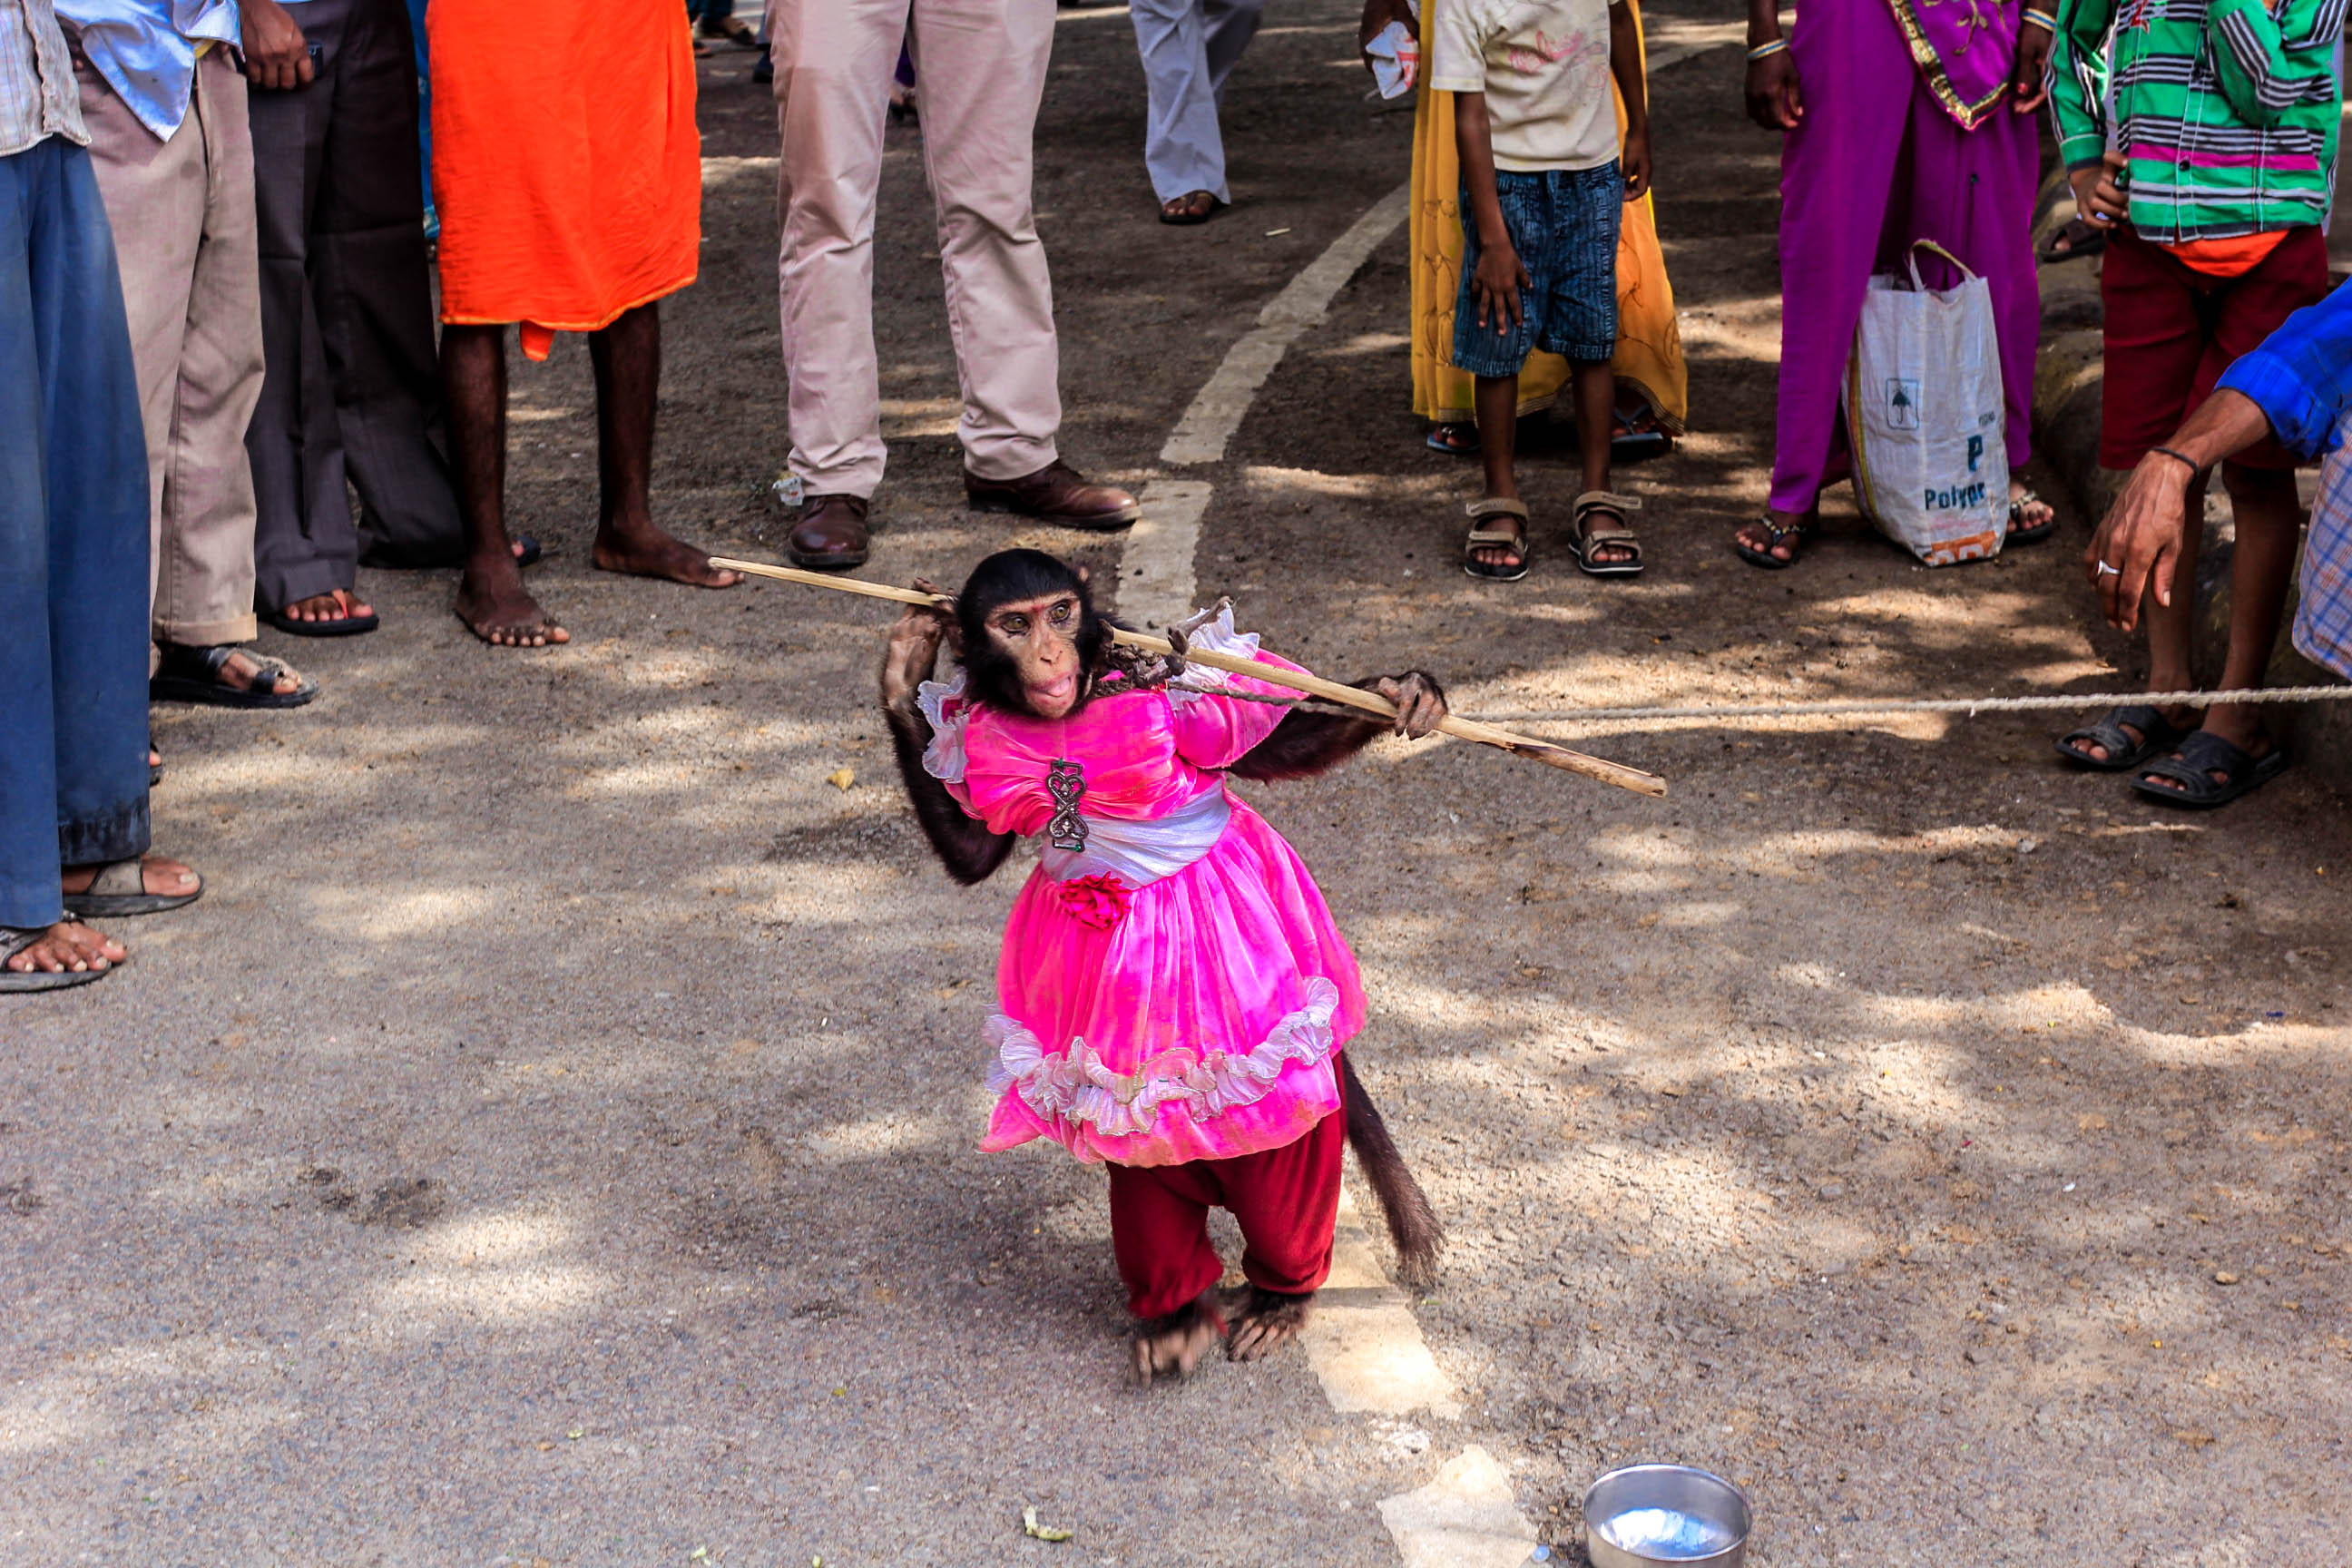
[1904, 239, 1980, 292]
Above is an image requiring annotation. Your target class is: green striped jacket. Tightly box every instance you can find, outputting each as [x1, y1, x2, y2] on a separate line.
[2049, 0, 2344, 242]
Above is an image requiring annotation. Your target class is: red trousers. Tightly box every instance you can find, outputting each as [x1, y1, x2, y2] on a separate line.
[1106, 1096, 1346, 1319]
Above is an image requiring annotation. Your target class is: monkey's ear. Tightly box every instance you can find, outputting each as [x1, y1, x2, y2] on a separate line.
[1074, 564, 1091, 586]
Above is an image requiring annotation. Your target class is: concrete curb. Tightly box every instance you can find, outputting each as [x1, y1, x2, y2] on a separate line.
[2026, 227, 2352, 784]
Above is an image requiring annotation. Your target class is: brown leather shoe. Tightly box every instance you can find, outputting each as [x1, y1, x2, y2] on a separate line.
[964, 459, 1141, 530]
[788, 493, 871, 570]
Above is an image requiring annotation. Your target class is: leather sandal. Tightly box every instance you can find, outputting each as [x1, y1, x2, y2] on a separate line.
[149, 644, 318, 709]
[1569, 490, 1644, 578]
[62, 856, 202, 919]
[1734, 514, 1815, 570]
[0, 926, 113, 993]
[788, 493, 872, 571]
[2053, 703, 2187, 771]
[1462, 496, 1531, 582]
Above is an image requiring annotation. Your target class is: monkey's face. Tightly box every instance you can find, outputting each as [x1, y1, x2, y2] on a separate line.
[983, 592, 1088, 719]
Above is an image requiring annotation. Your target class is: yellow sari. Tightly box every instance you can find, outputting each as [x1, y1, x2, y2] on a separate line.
[1407, 0, 1688, 432]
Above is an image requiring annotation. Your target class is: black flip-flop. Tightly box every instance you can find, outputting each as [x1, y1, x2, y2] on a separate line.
[2053, 703, 2187, 772]
[1159, 192, 1225, 226]
[260, 603, 379, 637]
[149, 644, 318, 710]
[1734, 515, 1813, 570]
[2007, 490, 2057, 547]
[0, 927, 113, 992]
[2036, 218, 2108, 265]
[2131, 730, 2288, 808]
[62, 857, 203, 919]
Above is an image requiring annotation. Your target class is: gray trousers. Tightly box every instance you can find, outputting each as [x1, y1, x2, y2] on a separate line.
[1130, 0, 1264, 204]
[246, 0, 462, 609]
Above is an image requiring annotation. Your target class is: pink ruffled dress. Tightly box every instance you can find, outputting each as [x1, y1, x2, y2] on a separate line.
[919, 613, 1366, 1168]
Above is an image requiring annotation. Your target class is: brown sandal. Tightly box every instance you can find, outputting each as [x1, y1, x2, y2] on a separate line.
[1463, 496, 1531, 582]
[1569, 491, 1643, 578]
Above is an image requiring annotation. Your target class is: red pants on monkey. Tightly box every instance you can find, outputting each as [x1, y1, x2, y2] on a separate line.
[883, 550, 1445, 1377]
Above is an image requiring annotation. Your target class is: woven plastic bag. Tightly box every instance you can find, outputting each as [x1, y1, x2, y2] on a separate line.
[1843, 240, 2007, 565]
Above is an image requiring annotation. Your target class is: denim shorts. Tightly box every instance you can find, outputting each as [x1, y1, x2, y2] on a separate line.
[1452, 162, 1622, 378]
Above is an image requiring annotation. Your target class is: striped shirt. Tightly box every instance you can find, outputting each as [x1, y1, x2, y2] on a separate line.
[0, 0, 88, 157]
[2213, 280, 2352, 679]
[2049, 0, 2344, 243]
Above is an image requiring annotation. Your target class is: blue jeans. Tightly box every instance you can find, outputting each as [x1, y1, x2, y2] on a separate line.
[1452, 162, 1622, 378]
[0, 137, 152, 928]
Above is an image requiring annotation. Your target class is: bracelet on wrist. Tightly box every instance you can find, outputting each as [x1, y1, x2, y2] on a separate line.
[1746, 37, 1788, 61]
[2151, 445, 2206, 481]
[2021, 8, 2059, 32]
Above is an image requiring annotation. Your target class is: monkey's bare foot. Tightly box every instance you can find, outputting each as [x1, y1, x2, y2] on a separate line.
[1226, 1285, 1315, 1361]
[1130, 1289, 1224, 1385]
[591, 523, 742, 588]
[456, 561, 570, 648]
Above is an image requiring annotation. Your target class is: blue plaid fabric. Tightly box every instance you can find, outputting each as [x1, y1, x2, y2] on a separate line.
[2296, 425, 2352, 679]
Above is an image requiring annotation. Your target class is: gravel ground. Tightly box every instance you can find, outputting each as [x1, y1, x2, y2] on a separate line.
[5, 5, 2348, 1564]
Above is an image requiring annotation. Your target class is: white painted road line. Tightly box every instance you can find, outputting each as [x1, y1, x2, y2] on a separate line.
[1117, 479, 1215, 629]
[1160, 181, 1414, 468]
[1377, 1446, 1544, 1568]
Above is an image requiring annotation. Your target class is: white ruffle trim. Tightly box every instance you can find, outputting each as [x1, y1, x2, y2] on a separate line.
[1164, 606, 1264, 709]
[984, 976, 1340, 1137]
[916, 668, 970, 782]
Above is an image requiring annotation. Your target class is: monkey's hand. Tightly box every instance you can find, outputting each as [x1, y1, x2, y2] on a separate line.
[880, 595, 956, 711]
[1368, 671, 1448, 740]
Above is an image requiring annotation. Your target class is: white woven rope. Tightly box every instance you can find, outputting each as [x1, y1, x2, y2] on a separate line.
[1482, 684, 2352, 726]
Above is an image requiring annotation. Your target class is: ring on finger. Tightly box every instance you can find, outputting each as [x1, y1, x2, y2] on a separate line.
[2095, 560, 2121, 577]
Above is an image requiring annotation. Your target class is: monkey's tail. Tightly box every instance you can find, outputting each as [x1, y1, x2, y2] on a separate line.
[1338, 1053, 1445, 1292]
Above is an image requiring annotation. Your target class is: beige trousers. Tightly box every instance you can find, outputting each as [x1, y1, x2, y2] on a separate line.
[74, 46, 264, 649]
[771, 0, 1062, 498]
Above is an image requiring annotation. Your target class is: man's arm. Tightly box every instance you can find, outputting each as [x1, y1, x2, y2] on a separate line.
[2089, 279, 2352, 630]
[240, 0, 314, 91]
[1609, 1, 1650, 200]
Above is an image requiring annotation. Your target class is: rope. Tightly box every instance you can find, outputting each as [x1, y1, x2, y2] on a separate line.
[1174, 680, 2352, 729]
[1479, 684, 2352, 726]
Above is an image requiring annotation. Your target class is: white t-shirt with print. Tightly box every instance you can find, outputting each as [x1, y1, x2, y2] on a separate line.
[1428, 0, 1621, 173]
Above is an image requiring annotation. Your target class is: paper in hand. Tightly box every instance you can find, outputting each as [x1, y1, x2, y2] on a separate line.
[1365, 19, 1418, 100]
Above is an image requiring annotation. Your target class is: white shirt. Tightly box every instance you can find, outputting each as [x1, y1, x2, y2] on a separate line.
[53, 0, 240, 142]
[1428, 0, 1621, 173]
[0, 0, 90, 155]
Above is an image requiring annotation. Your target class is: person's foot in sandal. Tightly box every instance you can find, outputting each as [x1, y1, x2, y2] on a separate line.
[1569, 491, 1642, 577]
[150, 644, 318, 708]
[2007, 477, 2056, 546]
[262, 587, 378, 637]
[1462, 495, 1530, 581]
[1426, 421, 1480, 456]
[1159, 190, 1222, 225]
[2, 920, 125, 991]
[2053, 702, 2191, 769]
[2131, 728, 2287, 808]
[62, 853, 201, 918]
[2036, 216, 2107, 264]
[456, 554, 570, 648]
[1733, 507, 1816, 568]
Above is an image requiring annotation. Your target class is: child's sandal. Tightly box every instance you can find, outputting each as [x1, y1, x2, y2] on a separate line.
[1568, 491, 1643, 578]
[1462, 496, 1531, 582]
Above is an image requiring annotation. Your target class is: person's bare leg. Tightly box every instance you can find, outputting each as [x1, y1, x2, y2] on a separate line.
[444, 323, 568, 647]
[5, 922, 125, 975]
[1467, 372, 1524, 572]
[2063, 470, 2209, 763]
[585, 303, 740, 589]
[1573, 358, 1635, 565]
[2141, 462, 2298, 789]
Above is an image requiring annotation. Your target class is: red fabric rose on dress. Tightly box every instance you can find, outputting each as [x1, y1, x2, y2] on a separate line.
[1053, 873, 1132, 930]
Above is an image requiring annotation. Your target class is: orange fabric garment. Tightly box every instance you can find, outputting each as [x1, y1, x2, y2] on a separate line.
[2160, 230, 2290, 280]
[427, 0, 701, 360]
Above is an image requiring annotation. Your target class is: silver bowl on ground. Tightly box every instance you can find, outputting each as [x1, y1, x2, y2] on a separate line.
[1582, 1463, 1752, 1568]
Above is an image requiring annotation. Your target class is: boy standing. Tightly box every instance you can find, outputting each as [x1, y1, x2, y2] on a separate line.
[2049, 0, 2340, 807]
[1435, 0, 1650, 581]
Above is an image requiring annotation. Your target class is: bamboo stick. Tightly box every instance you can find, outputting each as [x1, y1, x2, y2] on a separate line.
[710, 556, 1669, 798]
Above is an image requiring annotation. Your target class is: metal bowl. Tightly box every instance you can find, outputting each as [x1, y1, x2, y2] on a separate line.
[1582, 1464, 1752, 1568]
